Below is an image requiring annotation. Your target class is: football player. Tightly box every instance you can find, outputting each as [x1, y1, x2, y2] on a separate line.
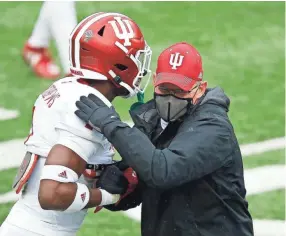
[23, 1, 77, 79]
[0, 12, 152, 236]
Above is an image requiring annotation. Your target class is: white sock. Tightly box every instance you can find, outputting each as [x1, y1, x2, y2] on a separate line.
[47, 1, 77, 74]
[28, 1, 52, 48]
[28, 1, 77, 74]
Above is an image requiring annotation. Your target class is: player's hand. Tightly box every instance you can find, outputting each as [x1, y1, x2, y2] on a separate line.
[115, 167, 138, 205]
[75, 94, 126, 134]
[96, 165, 128, 195]
[93, 165, 128, 213]
[94, 165, 138, 213]
[114, 161, 138, 198]
[113, 161, 138, 197]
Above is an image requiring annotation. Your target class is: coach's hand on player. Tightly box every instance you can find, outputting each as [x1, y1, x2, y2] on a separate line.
[75, 94, 129, 137]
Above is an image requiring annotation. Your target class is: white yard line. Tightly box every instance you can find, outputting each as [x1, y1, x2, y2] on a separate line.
[0, 191, 18, 204]
[240, 137, 285, 157]
[0, 107, 19, 121]
[244, 165, 286, 195]
[253, 219, 286, 236]
[0, 139, 26, 170]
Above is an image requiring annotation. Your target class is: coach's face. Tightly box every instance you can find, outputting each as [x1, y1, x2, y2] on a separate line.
[153, 79, 207, 122]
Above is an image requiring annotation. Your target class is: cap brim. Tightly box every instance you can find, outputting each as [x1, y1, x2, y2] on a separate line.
[154, 73, 197, 91]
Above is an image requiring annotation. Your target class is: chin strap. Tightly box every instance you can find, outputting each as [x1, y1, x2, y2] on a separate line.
[130, 92, 145, 111]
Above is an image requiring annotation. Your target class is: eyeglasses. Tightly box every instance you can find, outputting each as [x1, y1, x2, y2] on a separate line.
[155, 84, 200, 98]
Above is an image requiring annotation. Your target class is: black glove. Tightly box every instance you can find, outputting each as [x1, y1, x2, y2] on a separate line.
[96, 165, 128, 195]
[114, 160, 130, 171]
[75, 94, 129, 138]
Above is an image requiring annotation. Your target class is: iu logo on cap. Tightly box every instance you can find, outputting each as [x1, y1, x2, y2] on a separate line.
[169, 53, 184, 70]
[109, 17, 135, 47]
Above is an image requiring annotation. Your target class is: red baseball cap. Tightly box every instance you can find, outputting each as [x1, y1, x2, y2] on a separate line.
[154, 42, 203, 91]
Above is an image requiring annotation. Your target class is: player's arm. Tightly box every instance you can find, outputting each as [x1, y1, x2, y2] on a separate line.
[37, 90, 127, 212]
[38, 132, 126, 212]
[39, 144, 95, 210]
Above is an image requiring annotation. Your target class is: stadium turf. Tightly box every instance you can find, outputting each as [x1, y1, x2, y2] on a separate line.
[0, 2, 284, 235]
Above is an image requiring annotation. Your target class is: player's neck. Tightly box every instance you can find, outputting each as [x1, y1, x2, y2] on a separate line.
[79, 79, 118, 102]
[91, 81, 117, 102]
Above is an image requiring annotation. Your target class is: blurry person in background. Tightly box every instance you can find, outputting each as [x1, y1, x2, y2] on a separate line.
[75, 42, 254, 236]
[0, 12, 152, 236]
[22, 1, 77, 79]
[10, 1, 77, 120]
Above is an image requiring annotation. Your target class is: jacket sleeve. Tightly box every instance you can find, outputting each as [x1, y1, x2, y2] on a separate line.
[104, 184, 143, 211]
[106, 116, 234, 189]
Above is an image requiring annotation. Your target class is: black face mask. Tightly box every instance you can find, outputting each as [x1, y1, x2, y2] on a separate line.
[154, 93, 194, 122]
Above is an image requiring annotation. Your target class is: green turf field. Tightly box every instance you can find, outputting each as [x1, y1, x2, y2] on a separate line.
[0, 2, 284, 235]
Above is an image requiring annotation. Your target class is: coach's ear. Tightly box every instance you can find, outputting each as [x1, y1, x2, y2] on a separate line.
[193, 81, 208, 104]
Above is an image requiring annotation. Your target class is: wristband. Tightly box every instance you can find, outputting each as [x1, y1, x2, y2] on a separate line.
[99, 189, 120, 206]
[64, 182, 90, 212]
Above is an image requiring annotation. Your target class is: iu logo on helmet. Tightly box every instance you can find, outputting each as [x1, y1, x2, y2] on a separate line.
[108, 17, 135, 47]
[169, 53, 184, 70]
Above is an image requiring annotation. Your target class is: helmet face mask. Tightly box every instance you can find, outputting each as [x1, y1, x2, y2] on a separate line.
[132, 44, 152, 95]
[69, 12, 152, 98]
[118, 43, 152, 98]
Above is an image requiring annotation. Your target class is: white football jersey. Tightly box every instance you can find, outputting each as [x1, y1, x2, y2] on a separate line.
[4, 77, 115, 236]
[25, 76, 115, 163]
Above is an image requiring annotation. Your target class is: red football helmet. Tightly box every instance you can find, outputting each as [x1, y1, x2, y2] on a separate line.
[69, 12, 152, 97]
